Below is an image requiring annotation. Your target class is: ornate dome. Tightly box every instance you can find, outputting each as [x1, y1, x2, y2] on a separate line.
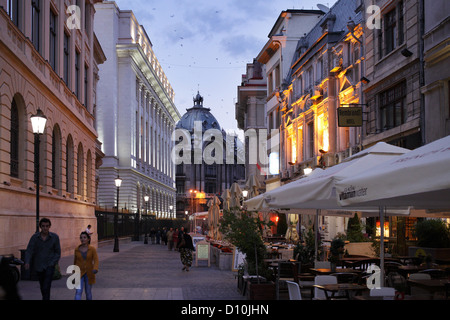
[175, 92, 221, 132]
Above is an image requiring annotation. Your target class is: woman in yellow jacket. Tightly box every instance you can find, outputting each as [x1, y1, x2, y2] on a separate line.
[74, 231, 99, 300]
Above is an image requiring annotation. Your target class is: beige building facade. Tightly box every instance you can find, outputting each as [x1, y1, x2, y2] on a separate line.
[0, 0, 105, 257]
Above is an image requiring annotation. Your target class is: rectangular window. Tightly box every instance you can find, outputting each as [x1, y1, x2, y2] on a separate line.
[379, 82, 406, 131]
[385, 8, 396, 55]
[75, 51, 80, 99]
[398, 1, 404, 46]
[49, 10, 57, 71]
[84, 65, 88, 107]
[31, 0, 41, 52]
[307, 122, 314, 159]
[63, 32, 70, 85]
[7, 0, 20, 27]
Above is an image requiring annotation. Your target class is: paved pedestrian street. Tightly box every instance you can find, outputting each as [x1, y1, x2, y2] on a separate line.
[17, 240, 245, 301]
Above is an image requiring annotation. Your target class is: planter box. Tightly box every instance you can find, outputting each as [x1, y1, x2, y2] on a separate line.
[246, 280, 275, 300]
[408, 246, 450, 262]
[345, 242, 374, 257]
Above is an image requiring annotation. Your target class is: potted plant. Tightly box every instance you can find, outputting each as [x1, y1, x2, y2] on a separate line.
[220, 207, 275, 300]
[294, 227, 319, 273]
[409, 219, 450, 262]
[329, 238, 345, 272]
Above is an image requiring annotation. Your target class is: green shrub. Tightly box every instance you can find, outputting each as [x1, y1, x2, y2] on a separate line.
[414, 219, 450, 248]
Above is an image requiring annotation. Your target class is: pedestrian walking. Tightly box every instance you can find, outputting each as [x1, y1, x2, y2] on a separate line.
[85, 225, 93, 237]
[166, 228, 174, 250]
[162, 227, 167, 245]
[173, 228, 179, 251]
[178, 228, 195, 271]
[156, 228, 161, 244]
[150, 228, 156, 244]
[73, 231, 99, 300]
[24, 218, 61, 300]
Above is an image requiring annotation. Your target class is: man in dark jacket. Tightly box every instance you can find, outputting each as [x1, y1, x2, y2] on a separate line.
[25, 218, 61, 300]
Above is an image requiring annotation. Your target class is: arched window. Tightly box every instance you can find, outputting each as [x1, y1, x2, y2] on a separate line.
[52, 125, 62, 189]
[10, 99, 19, 178]
[86, 150, 92, 201]
[66, 135, 74, 193]
[77, 143, 84, 197]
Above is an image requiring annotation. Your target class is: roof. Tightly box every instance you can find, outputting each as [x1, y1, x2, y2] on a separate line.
[175, 92, 222, 132]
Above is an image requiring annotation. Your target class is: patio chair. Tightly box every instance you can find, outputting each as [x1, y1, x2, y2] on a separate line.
[313, 275, 337, 300]
[286, 281, 302, 300]
[369, 287, 396, 300]
[408, 273, 432, 299]
[275, 261, 300, 300]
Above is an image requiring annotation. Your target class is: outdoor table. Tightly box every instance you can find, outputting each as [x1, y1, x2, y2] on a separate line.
[313, 283, 367, 300]
[398, 265, 428, 277]
[407, 279, 450, 299]
[310, 268, 362, 275]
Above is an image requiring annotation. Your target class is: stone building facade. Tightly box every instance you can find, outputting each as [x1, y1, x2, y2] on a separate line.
[0, 0, 106, 256]
[94, 2, 180, 219]
[235, 59, 267, 188]
[175, 93, 245, 218]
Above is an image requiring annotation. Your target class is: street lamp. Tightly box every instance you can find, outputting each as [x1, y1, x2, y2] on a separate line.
[169, 205, 173, 219]
[31, 109, 47, 233]
[114, 175, 122, 252]
[144, 195, 149, 244]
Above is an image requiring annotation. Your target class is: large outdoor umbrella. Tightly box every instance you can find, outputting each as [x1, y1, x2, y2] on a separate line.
[207, 195, 221, 240]
[244, 142, 411, 216]
[245, 174, 261, 199]
[335, 135, 450, 209]
[243, 142, 411, 262]
[336, 135, 450, 285]
[230, 182, 243, 208]
[221, 189, 231, 211]
[285, 214, 299, 243]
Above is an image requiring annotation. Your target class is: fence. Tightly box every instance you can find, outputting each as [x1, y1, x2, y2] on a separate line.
[95, 210, 187, 241]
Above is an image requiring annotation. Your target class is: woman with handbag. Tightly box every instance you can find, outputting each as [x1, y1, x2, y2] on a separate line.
[178, 229, 194, 271]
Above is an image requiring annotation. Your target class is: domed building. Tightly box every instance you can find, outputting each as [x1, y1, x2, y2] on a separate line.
[175, 92, 245, 218]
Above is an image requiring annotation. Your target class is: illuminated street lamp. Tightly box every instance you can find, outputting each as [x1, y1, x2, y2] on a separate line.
[144, 195, 149, 244]
[31, 109, 47, 233]
[113, 175, 122, 252]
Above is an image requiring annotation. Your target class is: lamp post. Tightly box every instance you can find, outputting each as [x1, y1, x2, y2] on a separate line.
[144, 195, 149, 244]
[114, 175, 122, 252]
[169, 205, 173, 219]
[31, 109, 47, 233]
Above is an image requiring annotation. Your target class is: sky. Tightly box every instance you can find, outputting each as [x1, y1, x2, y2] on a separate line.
[113, 0, 338, 137]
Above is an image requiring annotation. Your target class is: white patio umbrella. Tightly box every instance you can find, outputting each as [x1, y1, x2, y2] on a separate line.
[207, 195, 221, 240]
[335, 135, 450, 285]
[221, 189, 231, 212]
[336, 135, 450, 209]
[245, 174, 261, 199]
[244, 142, 410, 213]
[230, 182, 243, 208]
[243, 142, 411, 262]
[285, 214, 299, 243]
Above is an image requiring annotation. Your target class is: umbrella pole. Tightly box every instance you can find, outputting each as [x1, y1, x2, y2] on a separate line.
[255, 244, 260, 284]
[380, 206, 385, 287]
[315, 209, 320, 262]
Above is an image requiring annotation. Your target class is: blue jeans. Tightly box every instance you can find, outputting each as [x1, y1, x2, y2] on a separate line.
[75, 274, 93, 300]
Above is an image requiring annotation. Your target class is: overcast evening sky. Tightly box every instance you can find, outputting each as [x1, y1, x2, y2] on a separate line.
[112, 0, 338, 137]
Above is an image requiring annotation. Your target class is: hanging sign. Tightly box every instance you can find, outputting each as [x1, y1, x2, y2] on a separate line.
[337, 107, 363, 127]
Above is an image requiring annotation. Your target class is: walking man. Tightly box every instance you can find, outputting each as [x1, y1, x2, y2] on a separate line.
[166, 228, 174, 250]
[24, 218, 61, 300]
